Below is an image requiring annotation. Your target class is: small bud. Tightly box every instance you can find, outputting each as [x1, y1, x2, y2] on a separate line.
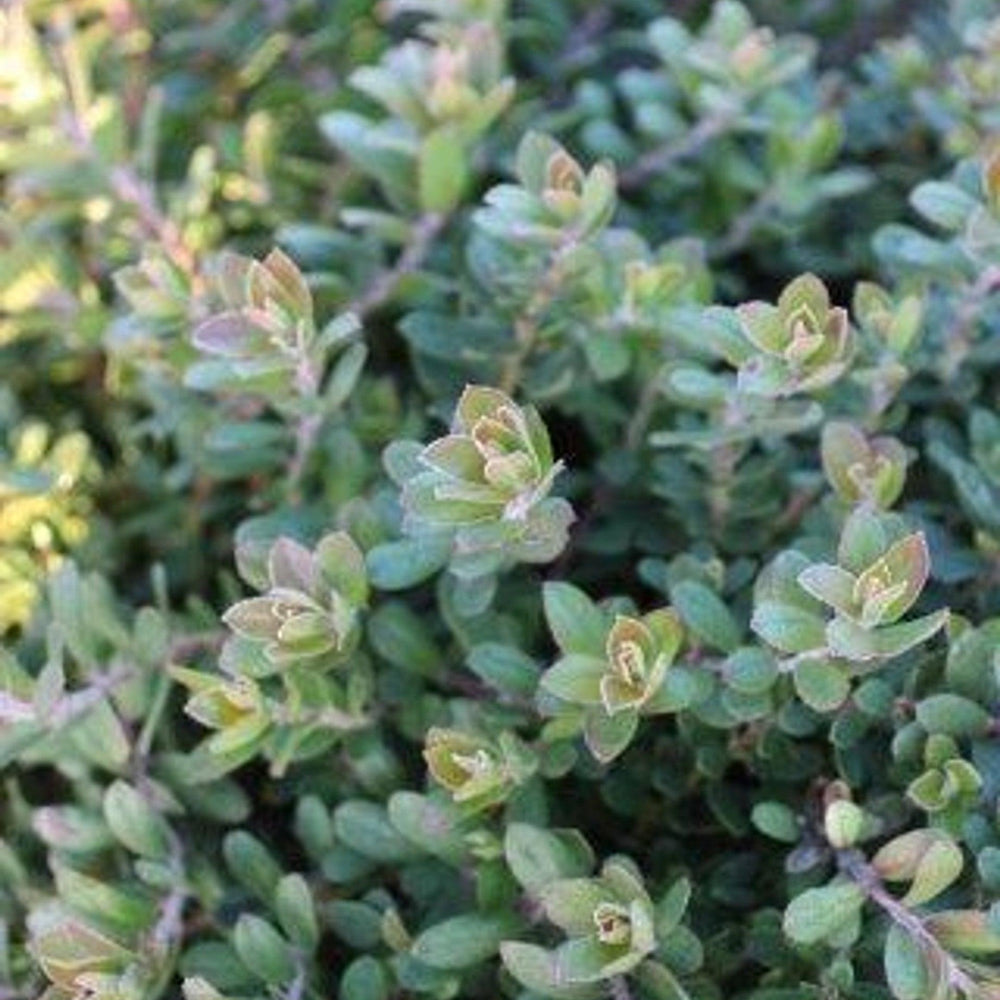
[821, 422, 908, 509]
[222, 533, 366, 669]
[399, 385, 573, 577]
[730, 27, 774, 78]
[737, 274, 853, 398]
[593, 901, 632, 945]
[423, 727, 539, 814]
[824, 800, 864, 849]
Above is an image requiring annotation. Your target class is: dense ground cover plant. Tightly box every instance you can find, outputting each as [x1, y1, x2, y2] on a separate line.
[3, 0, 1000, 997]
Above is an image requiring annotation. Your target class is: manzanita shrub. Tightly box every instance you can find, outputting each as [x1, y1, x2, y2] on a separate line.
[5, 0, 1000, 998]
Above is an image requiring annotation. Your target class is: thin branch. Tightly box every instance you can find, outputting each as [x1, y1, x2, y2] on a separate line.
[347, 212, 446, 318]
[50, 665, 135, 727]
[619, 111, 738, 191]
[625, 364, 667, 452]
[49, 11, 196, 276]
[609, 976, 633, 1000]
[838, 850, 979, 997]
[269, 702, 371, 732]
[0, 692, 35, 724]
[499, 235, 579, 394]
[151, 882, 188, 950]
[707, 442, 740, 536]
[283, 212, 446, 494]
[550, 360, 664, 577]
[285, 325, 323, 499]
[107, 164, 196, 274]
[709, 187, 780, 260]
[553, 5, 613, 73]
[774, 485, 823, 536]
[144, 830, 191, 1000]
[284, 962, 308, 1000]
[287, 413, 322, 497]
[169, 630, 225, 660]
[942, 264, 1000, 380]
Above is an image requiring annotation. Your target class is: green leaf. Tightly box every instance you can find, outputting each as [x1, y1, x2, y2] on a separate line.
[274, 874, 319, 952]
[366, 537, 450, 590]
[411, 913, 519, 970]
[635, 960, 694, 1000]
[579, 162, 617, 235]
[504, 823, 594, 892]
[325, 341, 368, 410]
[670, 580, 741, 653]
[314, 531, 368, 606]
[915, 693, 991, 738]
[751, 802, 800, 843]
[909, 181, 977, 231]
[793, 658, 850, 712]
[796, 563, 857, 617]
[543, 582, 608, 657]
[824, 800, 863, 849]
[555, 934, 645, 982]
[541, 654, 606, 705]
[467, 643, 540, 697]
[724, 647, 778, 695]
[387, 791, 469, 864]
[901, 836, 963, 907]
[783, 883, 865, 945]
[232, 915, 295, 985]
[499, 941, 603, 999]
[516, 132, 563, 191]
[327, 901, 384, 950]
[102, 781, 170, 861]
[340, 956, 390, 1000]
[873, 829, 953, 881]
[826, 610, 948, 662]
[583, 707, 639, 763]
[926, 910, 1000, 954]
[884, 924, 929, 1000]
[31, 920, 132, 988]
[837, 509, 889, 574]
[646, 664, 713, 713]
[52, 866, 156, 931]
[583, 333, 630, 381]
[538, 878, 606, 935]
[70, 699, 131, 772]
[333, 801, 422, 864]
[655, 876, 692, 938]
[367, 601, 444, 678]
[751, 602, 826, 654]
[223, 831, 282, 902]
[419, 126, 468, 213]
